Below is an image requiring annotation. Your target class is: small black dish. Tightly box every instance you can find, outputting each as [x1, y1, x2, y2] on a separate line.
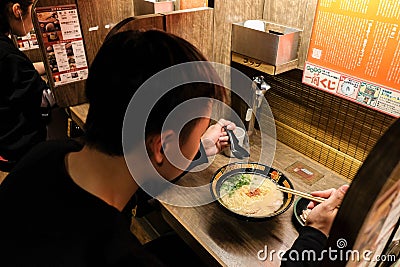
[292, 197, 311, 228]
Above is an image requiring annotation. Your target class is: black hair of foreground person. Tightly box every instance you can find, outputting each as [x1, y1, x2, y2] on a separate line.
[0, 29, 231, 266]
[0, 0, 48, 171]
[84, 29, 226, 156]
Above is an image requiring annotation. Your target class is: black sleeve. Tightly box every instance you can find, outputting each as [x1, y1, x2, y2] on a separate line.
[0, 53, 47, 161]
[280, 226, 327, 267]
[1, 53, 47, 103]
[170, 141, 208, 183]
[185, 141, 209, 170]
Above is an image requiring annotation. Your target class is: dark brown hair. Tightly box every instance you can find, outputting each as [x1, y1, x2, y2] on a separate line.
[84, 29, 226, 156]
[0, 0, 32, 34]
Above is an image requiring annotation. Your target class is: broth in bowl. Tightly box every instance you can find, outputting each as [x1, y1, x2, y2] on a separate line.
[220, 173, 284, 217]
[210, 162, 295, 220]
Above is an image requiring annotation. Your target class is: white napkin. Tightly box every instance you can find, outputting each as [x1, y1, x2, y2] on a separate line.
[243, 20, 265, 32]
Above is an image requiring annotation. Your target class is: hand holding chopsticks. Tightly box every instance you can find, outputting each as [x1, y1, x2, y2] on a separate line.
[300, 185, 349, 237]
[276, 185, 327, 203]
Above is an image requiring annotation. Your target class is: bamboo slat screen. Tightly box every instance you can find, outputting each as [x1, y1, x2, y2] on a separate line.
[231, 63, 396, 179]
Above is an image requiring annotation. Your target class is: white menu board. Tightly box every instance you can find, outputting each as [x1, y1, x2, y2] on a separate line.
[36, 4, 88, 86]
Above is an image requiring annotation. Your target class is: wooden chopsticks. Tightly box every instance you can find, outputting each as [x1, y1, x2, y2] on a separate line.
[277, 185, 326, 203]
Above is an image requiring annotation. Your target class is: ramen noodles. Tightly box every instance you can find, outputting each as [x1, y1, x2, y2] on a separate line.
[220, 173, 284, 216]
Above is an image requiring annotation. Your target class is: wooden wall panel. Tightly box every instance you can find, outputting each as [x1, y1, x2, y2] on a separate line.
[23, 48, 43, 63]
[263, 0, 318, 69]
[263, 0, 306, 28]
[117, 14, 164, 33]
[164, 7, 214, 61]
[77, 0, 134, 65]
[298, 0, 318, 70]
[213, 0, 264, 67]
[212, 0, 264, 110]
[179, 0, 208, 10]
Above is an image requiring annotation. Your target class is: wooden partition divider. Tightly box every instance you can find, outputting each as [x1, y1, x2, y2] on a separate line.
[33, 0, 213, 108]
[29, 0, 321, 107]
[164, 8, 214, 61]
[31, 0, 395, 179]
[76, 0, 135, 65]
[110, 8, 214, 61]
[21, 48, 43, 63]
[115, 14, 164, 33]
[213, 0, 264, 69]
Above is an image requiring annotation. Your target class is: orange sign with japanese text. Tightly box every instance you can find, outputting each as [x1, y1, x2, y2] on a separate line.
[303, 0, 400, 117]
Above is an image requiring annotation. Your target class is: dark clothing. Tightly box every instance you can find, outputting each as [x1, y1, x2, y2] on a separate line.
[0, 34, 47, 171]
[123, 141, 209, 218]
[0, 139, 164, 266]
[0, 139, 207, 266]
[281, 226, 327, 267]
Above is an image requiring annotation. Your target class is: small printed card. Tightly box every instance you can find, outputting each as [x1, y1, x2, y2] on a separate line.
[285, 161, 324, 185]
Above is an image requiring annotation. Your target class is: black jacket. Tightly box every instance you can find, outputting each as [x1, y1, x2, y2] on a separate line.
[0, 139, 165, 266]
[281, 226, 328, 266]
[0, 34, 47, 170]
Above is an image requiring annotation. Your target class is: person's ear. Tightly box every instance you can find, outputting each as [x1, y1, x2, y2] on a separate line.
[147, 130, 175, 165]
[12, 4, 22, 19]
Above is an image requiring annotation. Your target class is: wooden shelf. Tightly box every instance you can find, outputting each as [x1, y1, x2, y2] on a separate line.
[231, 52, 298, 75]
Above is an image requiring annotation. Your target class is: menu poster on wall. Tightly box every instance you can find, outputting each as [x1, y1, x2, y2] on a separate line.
[16, 29, 39, 51]
[36, 5, 88, 87]
[303, 0, 400, 118]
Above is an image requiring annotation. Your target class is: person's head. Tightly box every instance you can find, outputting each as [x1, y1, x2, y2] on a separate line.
[0, 0, 33, 36]
[84, 29, 226, 179]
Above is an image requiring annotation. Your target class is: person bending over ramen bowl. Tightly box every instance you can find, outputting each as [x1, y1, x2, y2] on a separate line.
[0, 29, 235, 266]
[0, 0, 50, 172]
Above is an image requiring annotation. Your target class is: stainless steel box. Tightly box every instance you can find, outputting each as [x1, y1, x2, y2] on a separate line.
[232, 21, 302, 66]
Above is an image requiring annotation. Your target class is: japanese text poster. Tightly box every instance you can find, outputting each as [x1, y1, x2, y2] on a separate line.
[303, 0, 400, 117]
[36, 4, 88, 86]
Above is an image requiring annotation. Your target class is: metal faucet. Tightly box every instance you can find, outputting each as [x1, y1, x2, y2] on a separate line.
[245, 76, 271, 136]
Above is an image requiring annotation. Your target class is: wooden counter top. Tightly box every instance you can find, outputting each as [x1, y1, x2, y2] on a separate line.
[160, 131, 349, 266]
[68, 103, 350, 266]
[69, 103, 89, 130]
